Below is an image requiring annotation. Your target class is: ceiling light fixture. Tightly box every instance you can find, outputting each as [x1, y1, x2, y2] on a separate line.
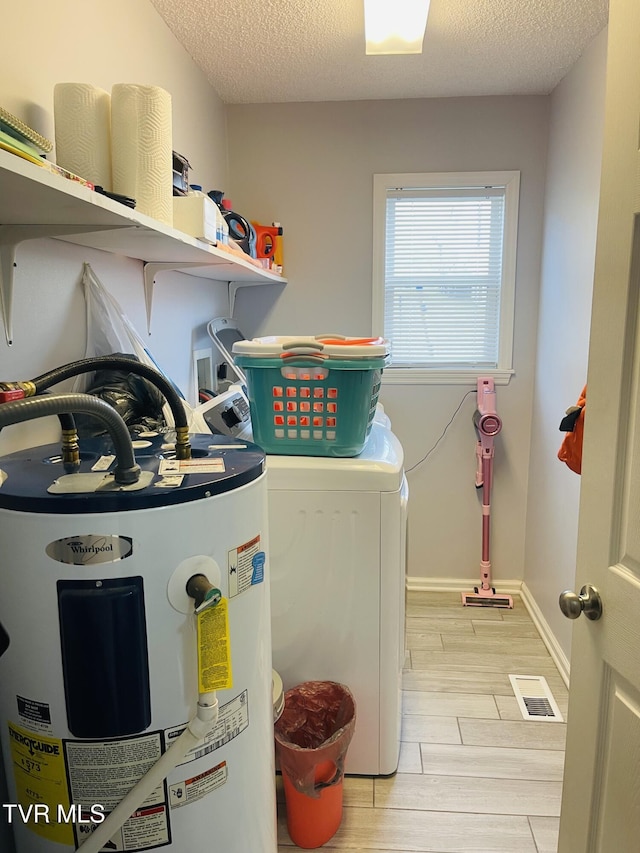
[364, 0, 431, 55]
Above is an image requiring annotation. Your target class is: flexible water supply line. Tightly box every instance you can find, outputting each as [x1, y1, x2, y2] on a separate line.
[37, 390, 80, 473]
[0, 393, 140, 484]
[26, 355, 191, 458]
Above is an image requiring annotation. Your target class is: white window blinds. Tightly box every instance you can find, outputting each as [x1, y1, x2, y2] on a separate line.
[373, 172, 519, 380]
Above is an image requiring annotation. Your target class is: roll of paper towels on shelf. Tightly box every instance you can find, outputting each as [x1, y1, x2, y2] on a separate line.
[111, 84, 173, 226]
[53, 83, 112, 191]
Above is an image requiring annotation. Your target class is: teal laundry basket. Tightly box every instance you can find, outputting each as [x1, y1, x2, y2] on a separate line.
[232, 336, 390, 457]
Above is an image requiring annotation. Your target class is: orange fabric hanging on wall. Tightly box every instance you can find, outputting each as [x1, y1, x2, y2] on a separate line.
[558, 385, 587, 475]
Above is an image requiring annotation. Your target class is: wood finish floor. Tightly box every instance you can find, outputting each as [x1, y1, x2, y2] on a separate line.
[277, 590, 568, 853]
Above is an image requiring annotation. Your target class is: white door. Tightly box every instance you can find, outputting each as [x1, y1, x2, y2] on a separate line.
[557, 1, 640, 850]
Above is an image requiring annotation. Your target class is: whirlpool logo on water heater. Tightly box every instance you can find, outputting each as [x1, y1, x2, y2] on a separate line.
[45, 535, 134, 565]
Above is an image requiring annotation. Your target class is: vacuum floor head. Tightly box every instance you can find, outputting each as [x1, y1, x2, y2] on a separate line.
[461, 589, 514, 609]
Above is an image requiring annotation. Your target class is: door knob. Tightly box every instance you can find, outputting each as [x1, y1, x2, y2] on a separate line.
[559, 584, 603, 620]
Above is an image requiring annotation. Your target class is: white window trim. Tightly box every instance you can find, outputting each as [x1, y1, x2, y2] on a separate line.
[372, 170, 520, 385]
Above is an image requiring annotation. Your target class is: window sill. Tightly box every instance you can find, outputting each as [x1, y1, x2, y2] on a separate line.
[381, 368, 514, 386]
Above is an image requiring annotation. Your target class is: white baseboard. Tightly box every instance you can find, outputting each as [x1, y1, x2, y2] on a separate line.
[406, 576, 523, 596]
[406, 576, 570, 687]
[519, 582, 570, 687]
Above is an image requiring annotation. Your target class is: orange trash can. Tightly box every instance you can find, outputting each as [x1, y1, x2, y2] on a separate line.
[274, 681, 356, 849]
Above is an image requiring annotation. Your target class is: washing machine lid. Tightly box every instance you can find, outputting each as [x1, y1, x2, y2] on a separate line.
[265, 422, 404, 492]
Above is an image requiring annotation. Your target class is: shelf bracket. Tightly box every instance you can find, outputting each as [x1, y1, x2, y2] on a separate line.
[228, 279, 285, 316]
[143, 262, 216, 334]
[0, 224, 129, 346]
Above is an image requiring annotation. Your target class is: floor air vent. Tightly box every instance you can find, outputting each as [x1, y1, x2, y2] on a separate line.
[508, 674, 564, 722]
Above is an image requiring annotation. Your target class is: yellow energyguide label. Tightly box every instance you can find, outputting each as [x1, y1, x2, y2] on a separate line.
[196, 597, 233, 692]
[7, 721, 74, 844]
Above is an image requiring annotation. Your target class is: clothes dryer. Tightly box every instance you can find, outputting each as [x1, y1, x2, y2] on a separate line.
[267, 423, 407, 776]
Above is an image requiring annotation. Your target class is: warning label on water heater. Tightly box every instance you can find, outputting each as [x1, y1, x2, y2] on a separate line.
[197, 597, 233, 692]
[169, 761, 227, 809]
[158, 458, 225, 475]
[228, 534, 265, 598]
[16, 695, 52, 733]
[65, 731, 171, 850]
[165, 690, 249, 766]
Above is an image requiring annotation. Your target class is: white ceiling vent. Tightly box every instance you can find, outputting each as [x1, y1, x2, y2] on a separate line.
[508, 674, 564, 722]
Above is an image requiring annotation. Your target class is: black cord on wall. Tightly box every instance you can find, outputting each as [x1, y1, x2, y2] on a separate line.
[406, 389, 476, 474]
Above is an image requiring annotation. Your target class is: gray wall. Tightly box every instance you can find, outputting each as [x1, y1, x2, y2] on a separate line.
[227, 96, 550, 588]
[524, 29, 608, 660]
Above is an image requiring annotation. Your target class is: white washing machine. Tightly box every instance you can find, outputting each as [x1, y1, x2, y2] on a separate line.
[267, 422, 408, 776]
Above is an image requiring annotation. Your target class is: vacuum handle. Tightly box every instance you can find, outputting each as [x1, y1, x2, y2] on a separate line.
[475, 442, 483, 488]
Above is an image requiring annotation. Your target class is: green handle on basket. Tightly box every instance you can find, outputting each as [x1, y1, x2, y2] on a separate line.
[279, 354, 327, 366]
[281, 340, 325, 354]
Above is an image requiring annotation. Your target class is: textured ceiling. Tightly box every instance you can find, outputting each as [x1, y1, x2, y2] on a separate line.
[149, 0, 609, 105]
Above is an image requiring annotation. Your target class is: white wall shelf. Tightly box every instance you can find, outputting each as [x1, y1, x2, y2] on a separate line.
[0, 148, 286, 344]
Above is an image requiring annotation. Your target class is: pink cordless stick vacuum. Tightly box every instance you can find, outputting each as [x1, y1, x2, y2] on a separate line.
[462, 377, 513, 608]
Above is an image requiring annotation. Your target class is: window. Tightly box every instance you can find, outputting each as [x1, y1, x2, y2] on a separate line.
[372, 171, 519, 383]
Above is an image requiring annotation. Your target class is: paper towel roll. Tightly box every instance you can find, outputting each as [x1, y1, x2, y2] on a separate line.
[54, 83, 112, 190]
[111, 84, 173, 226]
